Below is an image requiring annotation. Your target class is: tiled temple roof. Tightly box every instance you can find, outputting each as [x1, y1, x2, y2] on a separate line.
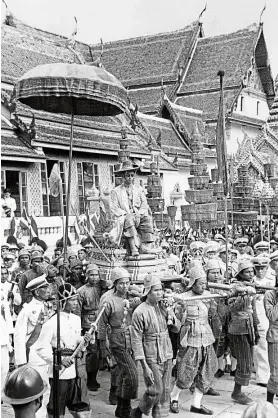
[89, 22, 202, 114]
[1, 21, 90, 82]
[1, 22, 151, 158]
[128, 85, 173, 114]
[89, 22, 201, 87]
[176, 24, 274, 120]
[178, 26, 258, 94]
[1, 21, 200, 165]
[176, 89, 238, 120]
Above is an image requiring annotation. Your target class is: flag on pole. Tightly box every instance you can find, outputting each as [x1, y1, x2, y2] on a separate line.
[49, 163, 61, 197]
[30, 212, 39, 237]
[74, 213, 81, 242]
[20, 207, 38, 238]
[216, 70, 229, 196]
[20, 206, 31, 229]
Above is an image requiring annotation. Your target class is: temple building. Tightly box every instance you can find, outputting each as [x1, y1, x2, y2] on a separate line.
[1, 14, 277, 243]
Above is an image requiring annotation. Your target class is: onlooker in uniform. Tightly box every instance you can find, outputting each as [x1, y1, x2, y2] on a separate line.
[266, 250, 278, 285]
[254, 241, 270, 257]
[1, 294, 13, 393]
[14, 275, 53, 418]
[270, 239, 278, 254]
[2, 252, 16, 278]
[234, 237, 253, 259]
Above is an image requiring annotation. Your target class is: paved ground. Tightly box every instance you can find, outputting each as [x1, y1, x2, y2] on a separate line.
[2, 369, 277, 417]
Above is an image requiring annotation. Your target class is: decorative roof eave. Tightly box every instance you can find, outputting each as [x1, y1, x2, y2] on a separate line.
[254, 25, 275, 106]
[234, 153, 264, 178]
[177, 84, 241, 97]
[2, 154, 46, 163]
[256, 125, 278, 154]
[165, 22, 204, 103]
[228, 113, 266, 127]
[161, 93, 192, 151]
[31, 139, 148, 158]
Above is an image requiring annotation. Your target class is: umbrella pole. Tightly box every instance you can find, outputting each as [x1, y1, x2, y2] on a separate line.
[64, 105, 74, 260]
[53, 105, 74, 418]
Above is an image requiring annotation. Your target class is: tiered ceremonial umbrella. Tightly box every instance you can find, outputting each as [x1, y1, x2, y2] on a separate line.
[14, 62, 128, 418]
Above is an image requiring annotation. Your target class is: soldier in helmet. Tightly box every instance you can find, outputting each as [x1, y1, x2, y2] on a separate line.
[2, 365, 47, 418]
[19, 250, 45, 304]
[11, 249, 31, 283]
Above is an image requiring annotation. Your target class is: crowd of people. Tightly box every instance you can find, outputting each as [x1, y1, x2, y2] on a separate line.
[1, 230, 278, 418]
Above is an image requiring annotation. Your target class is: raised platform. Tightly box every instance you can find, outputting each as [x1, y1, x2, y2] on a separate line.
[90, 246, 173, 282]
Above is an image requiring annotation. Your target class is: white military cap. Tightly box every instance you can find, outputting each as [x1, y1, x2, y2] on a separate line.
[254, 241, 270, 251]
[26, 274, 49, 291]
[270, 250, 278, 261]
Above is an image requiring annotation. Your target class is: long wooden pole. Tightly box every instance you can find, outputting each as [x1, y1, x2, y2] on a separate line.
[58, 165, 65, 244]
[53, 104, 74, 418]
[64, 106, 74, 262]
[218, 70, 229, 278]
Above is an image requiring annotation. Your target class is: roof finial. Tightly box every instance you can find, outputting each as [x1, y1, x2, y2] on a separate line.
[198, 2, 207, 24]
[89, 38, 104, 68]
[2, 0, 16, 27]
[65, 17, 85, 64]
[259, 3, 266, 26]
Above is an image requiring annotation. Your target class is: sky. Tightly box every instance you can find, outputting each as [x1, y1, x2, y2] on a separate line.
[2, 0, 278, 77]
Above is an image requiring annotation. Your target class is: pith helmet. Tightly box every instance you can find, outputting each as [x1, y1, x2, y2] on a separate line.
[109, 267, 130, 288]
[143, 272, 161, 295]
[188, 266, 206, 288]
[2, 365, 47, 405]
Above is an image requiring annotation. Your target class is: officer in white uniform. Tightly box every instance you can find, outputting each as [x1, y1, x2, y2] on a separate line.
[14, 275, 53, 418]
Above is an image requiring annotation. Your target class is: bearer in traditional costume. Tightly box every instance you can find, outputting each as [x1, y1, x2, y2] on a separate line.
[226, 260, 260, 405]
[77, 263, 102, 391]
[170, 266, 218, 416]
[98, 267, 140, 418]
[36, 283, 92, 418]
[131, 272, 180, 418]
[205, 259, 229, 379]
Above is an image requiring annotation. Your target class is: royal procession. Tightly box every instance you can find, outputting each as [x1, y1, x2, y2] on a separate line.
[1, 1, 278, 417]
